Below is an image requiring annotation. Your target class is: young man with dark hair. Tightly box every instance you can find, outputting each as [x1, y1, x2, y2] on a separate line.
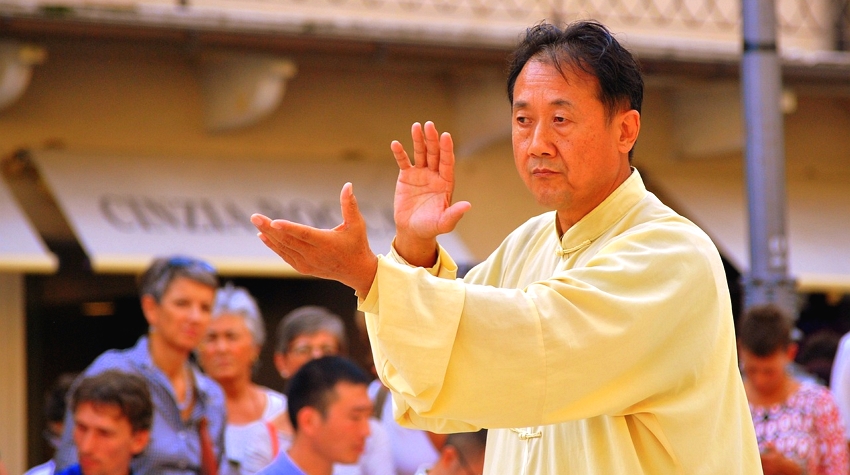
[257, 356, 373, 475]
[414, 430, 486, 475]
[38, 370, 153, 475]
[253, 20, 761, 473]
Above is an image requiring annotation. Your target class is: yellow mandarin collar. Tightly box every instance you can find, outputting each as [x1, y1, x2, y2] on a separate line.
[556, 168, 647, 255]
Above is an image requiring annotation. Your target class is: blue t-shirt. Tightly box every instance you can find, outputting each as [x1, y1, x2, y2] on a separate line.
[255, 452, 307, 475]
[54, 464, 135, 475]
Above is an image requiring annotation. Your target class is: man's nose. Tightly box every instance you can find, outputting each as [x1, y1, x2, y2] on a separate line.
[76, 432, 95, 453]
[528, 124, 556, 157]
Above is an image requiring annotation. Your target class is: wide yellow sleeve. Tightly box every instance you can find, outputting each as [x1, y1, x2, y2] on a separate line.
[361, 220, 732, 433]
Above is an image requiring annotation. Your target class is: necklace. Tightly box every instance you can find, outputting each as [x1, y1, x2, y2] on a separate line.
[175, 363, 195, 412]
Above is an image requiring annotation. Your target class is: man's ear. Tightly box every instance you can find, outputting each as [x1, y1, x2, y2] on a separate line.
[616, 109, 641, 154]
[786, 342, 799, 362]
[296, 407, 321, 436]
[131, 429, 151, 456]
[140, 295, 159, 327]
[437, 444, 459, 468]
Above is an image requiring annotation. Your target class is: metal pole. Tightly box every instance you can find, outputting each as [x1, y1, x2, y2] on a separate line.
[741, 0, 797, 316]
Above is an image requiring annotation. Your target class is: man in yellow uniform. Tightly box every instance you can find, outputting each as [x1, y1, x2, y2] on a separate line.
[252, 20, 761, 474]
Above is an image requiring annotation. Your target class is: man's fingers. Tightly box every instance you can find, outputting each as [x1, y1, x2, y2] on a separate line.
[257, 232, 317, 275]
[252, 213, 319, 256]
[339, 183, 363, 227]
[411, 122, 426, 168]
[423, 121, 440, 172]
[438, 200, 472, 234]
[250, 213, 272, 230]
[438, 131, 456, 181]
[391, 141, 412, 169]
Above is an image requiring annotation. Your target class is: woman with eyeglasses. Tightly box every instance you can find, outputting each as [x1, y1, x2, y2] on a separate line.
[54, 255, 226, 475]
[197, 283, 286, 475]
[270, 306, 395, 475]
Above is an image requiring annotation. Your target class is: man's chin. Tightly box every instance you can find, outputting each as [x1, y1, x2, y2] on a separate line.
[338, 448, 365, 464]
[78, 459, 100, 475]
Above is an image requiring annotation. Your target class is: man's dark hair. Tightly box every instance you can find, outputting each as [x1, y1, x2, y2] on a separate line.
[506, 21, 644, 157]
[286, 356, 371, 430]
[71, 370, 153, 433]
[46, 372, 78, 424]
[737, 304, 794, 357]
[445, 429, 488, 461]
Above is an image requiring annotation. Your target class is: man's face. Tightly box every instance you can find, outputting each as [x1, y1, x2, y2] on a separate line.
[511, 58, 637, 229]
[311, 382, 373, 464]
[73, 402, 149, 475]
[143, 277, 215, 352]
[431, 444, 485, 475]
[197, 314, 260, 383]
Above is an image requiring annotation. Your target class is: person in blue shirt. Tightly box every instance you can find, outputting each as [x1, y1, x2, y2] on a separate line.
[50, 370, 153, 475]
[257, 357, 373, 475]
[55, 255, 226, 475]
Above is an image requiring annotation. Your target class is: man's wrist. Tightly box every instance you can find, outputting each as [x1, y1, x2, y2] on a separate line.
[350, 255, 379, 297]
[394, 233, 438, 268]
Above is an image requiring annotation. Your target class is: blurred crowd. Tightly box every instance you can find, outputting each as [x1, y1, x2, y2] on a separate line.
[21, 255, 485, 475]
[14, 254, 850, 475]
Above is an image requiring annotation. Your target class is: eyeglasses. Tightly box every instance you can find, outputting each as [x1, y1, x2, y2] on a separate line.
[448, 443, 482, 475]
[288, 344, 338, 358]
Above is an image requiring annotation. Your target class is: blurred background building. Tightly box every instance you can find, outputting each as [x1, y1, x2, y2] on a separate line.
[1, 0, 849, 472]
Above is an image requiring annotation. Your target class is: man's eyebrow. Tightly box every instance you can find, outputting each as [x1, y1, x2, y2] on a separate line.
[512, 99, 575, 110]
[351, 403, 374, 413]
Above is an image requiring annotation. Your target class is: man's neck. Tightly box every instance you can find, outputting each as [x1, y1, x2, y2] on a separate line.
[79, 463, 132, 475]
[287, 443, 333, 475]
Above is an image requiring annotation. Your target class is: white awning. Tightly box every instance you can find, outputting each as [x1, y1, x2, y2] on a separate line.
[32, 152, 473, 276]
[646, 165, 850, 293]
[0, 177, 57, 273]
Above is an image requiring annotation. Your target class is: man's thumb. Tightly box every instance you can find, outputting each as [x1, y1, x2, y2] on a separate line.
[340, 182, 364, 226]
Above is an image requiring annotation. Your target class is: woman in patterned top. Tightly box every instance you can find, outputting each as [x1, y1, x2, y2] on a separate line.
[739, 304, 849, 475]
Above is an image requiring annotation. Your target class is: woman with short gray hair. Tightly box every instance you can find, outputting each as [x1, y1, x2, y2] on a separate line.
[197, 283, 286, 475]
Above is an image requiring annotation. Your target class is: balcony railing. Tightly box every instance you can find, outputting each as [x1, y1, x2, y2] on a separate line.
[1, 0, 848, 54]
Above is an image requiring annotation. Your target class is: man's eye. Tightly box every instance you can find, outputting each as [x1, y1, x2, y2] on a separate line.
[554, 116, 565, 122]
